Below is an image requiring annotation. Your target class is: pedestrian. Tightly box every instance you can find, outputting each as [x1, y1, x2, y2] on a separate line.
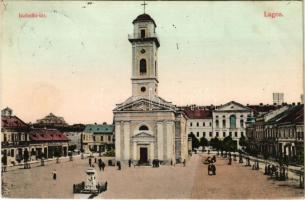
[101, 161, 105, 171]
[94, 157, 97, 163]
[89, 158, 92, 167]
[52, 170, 57, 180]
[117, 161, 121, 170]
[128, 159, 131, 167]
[208, 164, 212, 176]
[212, 163, 216, 175]
[183, 159, 186, 167]
[212, 155, 216, 163]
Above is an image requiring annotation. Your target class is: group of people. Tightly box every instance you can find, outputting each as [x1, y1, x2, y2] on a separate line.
[88, 157, 106, 171]
[152, 159, 160, 167]
[98, 158, 106, 171]
[205, 155, 217, 176]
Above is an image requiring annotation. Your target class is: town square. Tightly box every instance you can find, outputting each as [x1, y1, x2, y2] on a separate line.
[2, 153, 303, 199]
[1, 1, 304, 199]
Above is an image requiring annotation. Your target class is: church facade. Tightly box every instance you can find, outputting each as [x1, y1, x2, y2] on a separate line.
[113, 13, 189, 165]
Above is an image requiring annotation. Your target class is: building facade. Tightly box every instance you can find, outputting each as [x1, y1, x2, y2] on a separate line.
[83, 123, 114, 153]
[1, 108, 30, 165]
[62, 124, 86, 151]
[183, 101, 252, 149]
[113, 13, 189, 165]
[29, 128, 69, 159]
[212, 101, 253, 148]
[246, 104, 304, 164]
[183, 107, 213, 140]
[1, 108, 70, 165]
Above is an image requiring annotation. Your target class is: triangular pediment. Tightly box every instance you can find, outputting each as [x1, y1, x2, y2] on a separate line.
[132, 132, 155, 138]
[216, 101, 252, 112]
[114, 97, 176, 112]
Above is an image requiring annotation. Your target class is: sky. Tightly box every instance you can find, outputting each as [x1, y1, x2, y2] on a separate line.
[1, 1, 303, 124]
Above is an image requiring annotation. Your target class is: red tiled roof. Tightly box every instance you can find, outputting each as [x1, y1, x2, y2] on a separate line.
[1, 116, 29, 131]
[29, 128, 69, 142]
[183, 108, 212, 119]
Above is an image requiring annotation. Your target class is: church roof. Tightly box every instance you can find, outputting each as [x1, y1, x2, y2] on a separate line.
[133, 13, 156, 27]
[114, 96, 176, 112]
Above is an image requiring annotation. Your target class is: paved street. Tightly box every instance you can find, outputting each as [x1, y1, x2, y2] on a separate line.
[2, 154, 304, 199]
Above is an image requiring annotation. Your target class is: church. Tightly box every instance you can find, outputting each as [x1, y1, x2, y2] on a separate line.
[113, 11, 189, 165]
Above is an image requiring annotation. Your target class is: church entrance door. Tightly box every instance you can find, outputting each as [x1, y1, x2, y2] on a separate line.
[139, 147, 148, 164]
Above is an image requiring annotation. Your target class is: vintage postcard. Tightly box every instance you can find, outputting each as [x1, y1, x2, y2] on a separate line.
[0, 0, 304, 199]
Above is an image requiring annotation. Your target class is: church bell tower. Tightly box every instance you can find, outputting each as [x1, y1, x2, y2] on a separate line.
[128, 12, 160, 99]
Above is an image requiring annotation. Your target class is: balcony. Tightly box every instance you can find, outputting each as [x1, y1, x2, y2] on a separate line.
[128, 33, 160, 47]
[1, 141, 29, 147]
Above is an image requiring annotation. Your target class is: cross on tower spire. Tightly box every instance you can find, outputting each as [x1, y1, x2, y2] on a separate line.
[141, 0, 147, 14]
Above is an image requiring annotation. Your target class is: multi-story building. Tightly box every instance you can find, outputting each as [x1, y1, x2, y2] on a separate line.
[29, 128, 69, 159]
[265, 104, 303, 160]
[182, 101, 253, 149]
[80, 130, 93, 153]
[83, 123, 114, 153]
[62, 124, 85, 151]
[212, 101, 253, 148]
[1, 107, 30, 164]
[183, 107, 213, 140]
[246, 105, 289, 156]
[246, 104, 304, 163]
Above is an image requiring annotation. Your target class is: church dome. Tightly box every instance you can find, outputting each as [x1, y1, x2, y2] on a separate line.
[133, 13, 156, 27]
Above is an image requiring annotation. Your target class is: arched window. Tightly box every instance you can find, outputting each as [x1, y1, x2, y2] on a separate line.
[139, 125, 149, 131]
[140, 59, 147, 75]
[230, 115, 236, 128]
[155, 61, 157, 76]
[222, 120, 226, 128]
[215, 120, 219, 128]
[240, 119, 244, 128]
[141, 29, 145, 38]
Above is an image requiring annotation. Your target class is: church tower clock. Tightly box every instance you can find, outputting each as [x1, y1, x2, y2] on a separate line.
[128, 13, 160, 99]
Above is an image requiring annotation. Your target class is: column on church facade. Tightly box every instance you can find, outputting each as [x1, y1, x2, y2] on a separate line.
[150, 142, 154, 161]
[157, 121, 163, 160]
[133, 142, 137, 160]
[123, 121, 130, 160]
[115, 122, 121, 160]
[166, 121, 174, 162]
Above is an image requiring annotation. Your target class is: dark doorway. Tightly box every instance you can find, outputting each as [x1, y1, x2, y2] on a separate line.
[139, 147, 148, 164]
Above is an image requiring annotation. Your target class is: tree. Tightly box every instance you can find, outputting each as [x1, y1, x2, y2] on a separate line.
[68, 145, 77, 152]
[188, 133, 200, 150]
[210, 137, 222, 150]
[2, 154, 7, 166]
[223, 136, 237, 152]
[239, 134, 247, 148]
[199, 137, 209, 148]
